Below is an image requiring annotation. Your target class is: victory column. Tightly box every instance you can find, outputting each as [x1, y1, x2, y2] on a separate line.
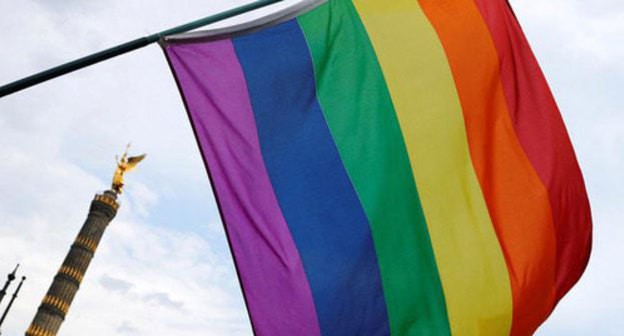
[26, 147, 145, 336]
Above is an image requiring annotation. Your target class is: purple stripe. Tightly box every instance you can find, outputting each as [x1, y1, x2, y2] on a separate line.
[164, 39, 320, 336]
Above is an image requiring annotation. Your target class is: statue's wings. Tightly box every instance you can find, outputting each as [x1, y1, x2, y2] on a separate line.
[125, 154, 146, 172]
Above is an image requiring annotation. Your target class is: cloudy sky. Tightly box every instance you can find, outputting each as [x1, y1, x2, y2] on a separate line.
[0, 0, 621, 335]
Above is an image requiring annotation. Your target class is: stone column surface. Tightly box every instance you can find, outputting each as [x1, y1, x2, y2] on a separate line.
[25, 191, 118, 336]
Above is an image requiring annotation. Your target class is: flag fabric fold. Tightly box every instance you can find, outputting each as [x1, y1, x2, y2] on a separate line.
[161, 0, 592, 335]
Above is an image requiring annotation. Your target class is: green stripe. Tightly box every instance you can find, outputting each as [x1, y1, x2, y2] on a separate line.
[298, 3, 451, 335]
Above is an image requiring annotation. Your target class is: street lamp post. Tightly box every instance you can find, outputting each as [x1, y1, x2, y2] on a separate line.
[0, 276, 27, 335]
[0, 265, 18, 306]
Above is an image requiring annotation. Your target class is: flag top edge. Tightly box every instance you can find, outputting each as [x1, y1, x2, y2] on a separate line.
[162, 0, 327, 44]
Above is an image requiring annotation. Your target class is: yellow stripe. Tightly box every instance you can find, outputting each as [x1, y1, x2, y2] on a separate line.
[352, 1, 512, 334]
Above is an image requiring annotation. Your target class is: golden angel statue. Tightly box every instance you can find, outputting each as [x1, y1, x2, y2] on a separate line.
[111, 144, 146, 194]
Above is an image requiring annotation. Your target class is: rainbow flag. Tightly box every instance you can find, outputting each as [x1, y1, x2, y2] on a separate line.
[162, 0, 592, 335]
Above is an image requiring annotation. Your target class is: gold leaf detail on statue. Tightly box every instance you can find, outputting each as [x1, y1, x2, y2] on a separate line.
[111, 143, 146, 194]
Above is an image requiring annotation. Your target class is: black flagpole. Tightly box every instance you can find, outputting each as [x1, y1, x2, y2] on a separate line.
[0, 0, 285, 98]
[0, 265, 18, 306]
[0, 276, 26, 334]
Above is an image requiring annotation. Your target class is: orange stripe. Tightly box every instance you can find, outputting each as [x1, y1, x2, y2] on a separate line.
[418, 0, 557, 334]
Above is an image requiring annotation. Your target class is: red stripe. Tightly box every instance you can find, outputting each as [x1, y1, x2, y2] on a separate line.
[472, 0, 592, 303]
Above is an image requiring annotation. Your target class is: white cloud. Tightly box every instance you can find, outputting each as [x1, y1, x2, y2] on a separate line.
[512, 0, 624, 71]
[0, 0, 268, 334]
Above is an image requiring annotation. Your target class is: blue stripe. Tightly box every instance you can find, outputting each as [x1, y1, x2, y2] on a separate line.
[233, 19, 390, 336]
